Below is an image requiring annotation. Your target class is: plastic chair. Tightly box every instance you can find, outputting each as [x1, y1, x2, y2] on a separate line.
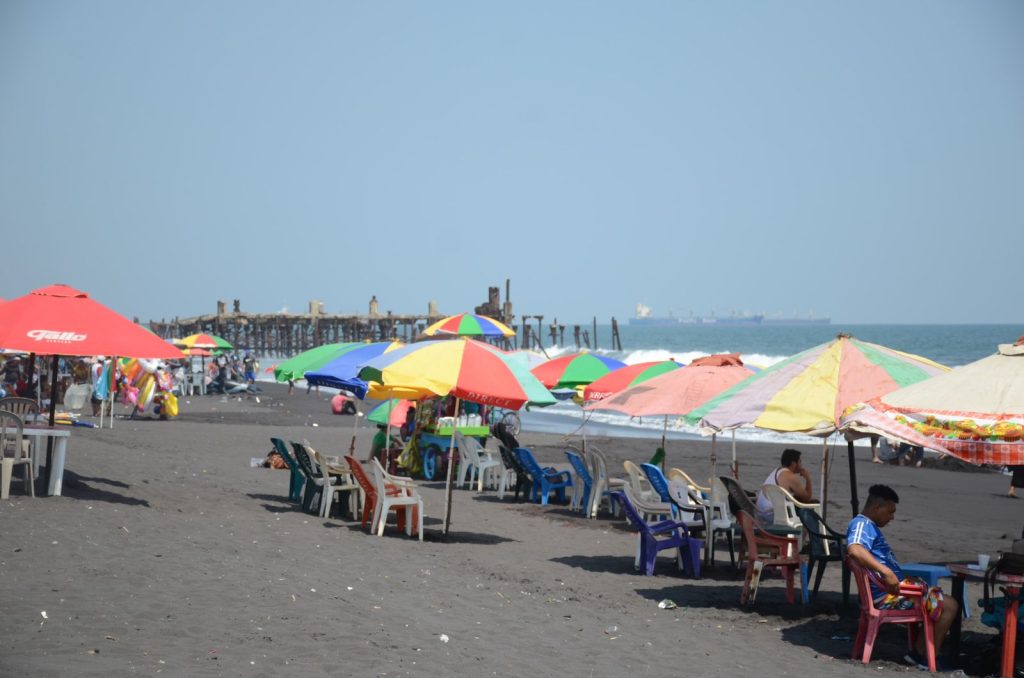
[347, 455, 394, 532]
[290, 441, 323, 515]
[307, 444, 359, 520]
[761, 484, 820, 532]
[497, 444, 529, 501]
[0, 397, 40, 420]
[847, 557, 936, 671]
[270, 437, 305, 504]
[587, 449, 626, 518]
[0, 410, 33, 499]
[613, 490, 703, 577]
[369, 458, 423, 540]
[454, 431, 501, 492]
[736, 510, 800, 605]
[623, 460, 657, 503]
[798, 508, 851, 605]
[642, 464, 704, 529]
[565, 450, 593, 514]
[667, 467, 710, 495]
[514, 447, 572, 505]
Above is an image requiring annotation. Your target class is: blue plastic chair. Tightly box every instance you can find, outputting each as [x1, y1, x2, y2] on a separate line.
[613, 490, 703, 577]
[271, 437, 305, 504]
[565, 450, 593, 514]
[515, 447, 573, 506]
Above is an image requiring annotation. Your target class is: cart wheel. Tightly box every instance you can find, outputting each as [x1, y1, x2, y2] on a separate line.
[501, 411, 521, 436]
[423, 444, 440, 480]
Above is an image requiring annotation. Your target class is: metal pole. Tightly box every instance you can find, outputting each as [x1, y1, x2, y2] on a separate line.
[710, 432, 717, 486]
[44, 355, 59, 489]
[731, 429, 738, 479]
[442, 396, 461, 536]
[847, 438, 859, 517]
[819, 437, 830, 522]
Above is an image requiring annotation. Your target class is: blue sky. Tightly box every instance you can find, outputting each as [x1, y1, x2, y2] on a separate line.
[1, 1, 1021, 323]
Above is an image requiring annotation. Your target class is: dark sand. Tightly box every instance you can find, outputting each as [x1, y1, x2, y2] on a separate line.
[1, 383, 1019, 676]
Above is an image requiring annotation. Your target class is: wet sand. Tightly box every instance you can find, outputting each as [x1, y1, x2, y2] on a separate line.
[1, 383, 1018, 676]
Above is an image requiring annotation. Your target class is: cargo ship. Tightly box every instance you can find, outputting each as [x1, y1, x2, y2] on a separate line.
[628, 303, 681, 326]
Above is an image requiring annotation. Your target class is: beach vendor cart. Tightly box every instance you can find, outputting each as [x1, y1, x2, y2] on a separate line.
[397, 396, 492, 480]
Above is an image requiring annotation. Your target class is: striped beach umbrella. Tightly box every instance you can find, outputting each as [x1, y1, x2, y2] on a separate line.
[841, 338, 1024, 467]
[684, 334, 947, 518]
[419, 313, 515, 339]
[531, 352, 626, 389]
[176, 333, 233, 352]
[685, 334, 947, 435]
[359, 338, 555, 535]
[304, 341, 406, 399]
[273, 342, 364, 383]
[581, 360, 684, 402]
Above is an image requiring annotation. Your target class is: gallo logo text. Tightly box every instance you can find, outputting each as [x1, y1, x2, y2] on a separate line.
[26, 330, 88, 343]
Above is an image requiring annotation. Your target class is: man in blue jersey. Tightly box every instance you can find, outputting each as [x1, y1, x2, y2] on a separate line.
[847, 484, 960, 670]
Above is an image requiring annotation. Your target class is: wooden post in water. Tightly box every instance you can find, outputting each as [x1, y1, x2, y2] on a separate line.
[592, 317, 598, 350]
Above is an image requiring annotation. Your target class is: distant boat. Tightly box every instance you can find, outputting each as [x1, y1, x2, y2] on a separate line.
[628, 303, 681, 327]
[703, 312, 764, 326]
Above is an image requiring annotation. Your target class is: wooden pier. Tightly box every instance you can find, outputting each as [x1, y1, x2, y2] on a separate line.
[147, 282, 622, 356]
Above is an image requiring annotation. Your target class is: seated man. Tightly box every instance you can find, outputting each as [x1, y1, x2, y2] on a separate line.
[847, 484, 960, 670]
[754, 447, 813, 525]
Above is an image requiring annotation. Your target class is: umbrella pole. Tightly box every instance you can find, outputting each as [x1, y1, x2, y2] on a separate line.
[44, 355, 59, 490]
[99, 359, 105, 430]
[109, 357, 117, 429]
[819, 437, 830, 522]
[349, 400, 359, 454]
[731, 429, 738, 479]
[442, 396, 460, 536]
[847, 438, 859, 518]
[661, 415, 667, 471]
[581, 406, 586, 454]
[710, 432, 717, 486]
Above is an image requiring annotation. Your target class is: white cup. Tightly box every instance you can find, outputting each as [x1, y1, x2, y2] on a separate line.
[978, 553, 991, 569]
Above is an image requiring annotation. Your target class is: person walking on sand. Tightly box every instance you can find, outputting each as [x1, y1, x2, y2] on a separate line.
[1008, 465, 1024, 498]
[847, 484, 960, 670]
[755, 448, 813, 525]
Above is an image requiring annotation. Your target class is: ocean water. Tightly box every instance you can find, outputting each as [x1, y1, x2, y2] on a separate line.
[256, 323, 1023, 445]
[519, 323, 1023, 445]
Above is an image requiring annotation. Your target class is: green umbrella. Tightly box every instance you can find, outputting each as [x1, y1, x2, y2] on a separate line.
[367, 398, 414, 426]
[273, 342, 364, 383]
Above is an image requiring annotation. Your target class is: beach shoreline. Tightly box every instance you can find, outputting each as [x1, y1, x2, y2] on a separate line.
[1, 382, 1016, 676]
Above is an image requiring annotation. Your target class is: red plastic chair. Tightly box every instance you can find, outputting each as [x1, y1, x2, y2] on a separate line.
[345, 455, 409, 534]
[847, 557, 936, 672]
[736, 510, 799, 605]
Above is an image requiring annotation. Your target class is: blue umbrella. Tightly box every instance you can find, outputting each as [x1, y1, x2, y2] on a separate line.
[304, 341, 398, 398]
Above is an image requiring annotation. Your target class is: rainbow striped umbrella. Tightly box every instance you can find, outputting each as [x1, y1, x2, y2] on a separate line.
[420, 313, 515, 339]
[176, 333, 233, 352]
[359, 338, 554, 535]
[685, 334, 947, 435]
[531, 352, 626, 389]
[581, 360, 684, 402]
[273, 342, 364, 383]
[359, 339, 554, 409]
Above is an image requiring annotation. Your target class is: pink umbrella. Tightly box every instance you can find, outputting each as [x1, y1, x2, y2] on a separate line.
[587, 354, 754, 474]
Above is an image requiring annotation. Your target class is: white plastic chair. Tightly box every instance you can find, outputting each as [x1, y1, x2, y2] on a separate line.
[622, 483, 672, 522]
[666, 480, 708, 532]
[369, 458, 423, 540]
[623, 460, 658, 503]
[667, 467, 710, 496]
[586, 449, 626, 518]
[762, 484, 821, 531]
[0, 410, 33, 499]
[454, 431, 501, 492]
[307, 445, 359, 520]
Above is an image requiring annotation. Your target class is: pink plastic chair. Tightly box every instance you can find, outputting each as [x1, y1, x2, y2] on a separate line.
[847, 557, 936, 672]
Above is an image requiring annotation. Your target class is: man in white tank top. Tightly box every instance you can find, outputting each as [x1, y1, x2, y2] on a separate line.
[755, 448, 813, 525]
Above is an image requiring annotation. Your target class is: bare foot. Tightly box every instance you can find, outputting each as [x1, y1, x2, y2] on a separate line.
[872, 458, 883, 464]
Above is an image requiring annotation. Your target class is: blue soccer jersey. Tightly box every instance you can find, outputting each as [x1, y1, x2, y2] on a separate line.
[847, 514, 903, 599]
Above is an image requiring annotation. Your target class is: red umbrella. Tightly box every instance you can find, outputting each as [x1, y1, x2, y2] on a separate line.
[0, 284, 183, 358]
[0, 284, 184, 486]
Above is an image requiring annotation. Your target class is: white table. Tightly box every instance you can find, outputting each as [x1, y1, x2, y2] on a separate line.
[22, 426, 71, 497]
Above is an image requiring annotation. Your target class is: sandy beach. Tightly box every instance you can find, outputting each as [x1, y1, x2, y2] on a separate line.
[1, 383, 1019, 677]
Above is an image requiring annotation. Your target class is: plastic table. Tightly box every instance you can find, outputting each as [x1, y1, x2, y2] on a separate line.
[947, 562, 1023, 678]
